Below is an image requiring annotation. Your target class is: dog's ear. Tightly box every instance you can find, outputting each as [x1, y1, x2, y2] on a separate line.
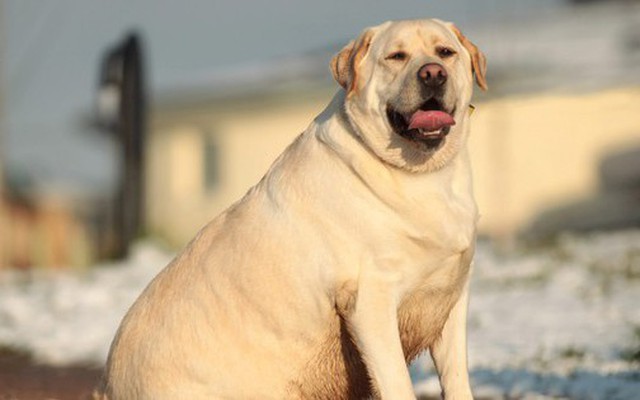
[449, 24, 488, 91]
[330, 40, 355, 90]
[330, 28, 375, 95]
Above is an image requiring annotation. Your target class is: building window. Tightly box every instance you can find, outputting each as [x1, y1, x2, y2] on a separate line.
[203, 134, 219, 191]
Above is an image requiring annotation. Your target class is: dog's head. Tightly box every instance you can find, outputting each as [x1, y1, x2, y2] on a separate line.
[331, 19, 487, 172]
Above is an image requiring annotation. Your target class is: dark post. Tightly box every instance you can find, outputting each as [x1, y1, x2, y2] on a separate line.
[97, 32, 147, 259]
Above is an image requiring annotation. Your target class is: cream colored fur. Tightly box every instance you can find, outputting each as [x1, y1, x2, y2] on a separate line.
[96, 18, 486, 400]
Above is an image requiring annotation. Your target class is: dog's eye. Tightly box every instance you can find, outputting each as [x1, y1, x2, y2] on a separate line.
[437, 47, 456, 58]
[386, 51, 408, 61]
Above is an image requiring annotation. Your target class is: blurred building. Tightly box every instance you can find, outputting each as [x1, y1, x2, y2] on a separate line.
[148, 58, 334, 245]
[146, 1, 640, 246]
[0, 187, 94, 269]
[471, 87, 640, 239]
[148, 83, 640, 246]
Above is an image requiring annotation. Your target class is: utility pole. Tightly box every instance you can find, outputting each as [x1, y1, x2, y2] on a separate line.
[96, 32, 147, 259]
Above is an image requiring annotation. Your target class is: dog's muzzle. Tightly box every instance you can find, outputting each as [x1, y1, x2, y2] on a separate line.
[386, 61, 457, 150]
[387, 97, 456, 150]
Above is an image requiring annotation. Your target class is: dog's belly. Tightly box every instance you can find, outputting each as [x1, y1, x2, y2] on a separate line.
[290, 284, 463, 399]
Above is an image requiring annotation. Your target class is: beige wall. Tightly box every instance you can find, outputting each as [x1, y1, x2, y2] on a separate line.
[470, 87, 640, 237]
[148, 99, 326, 244]
[147, 125, 206, 243]
[149, 87, 640, 246]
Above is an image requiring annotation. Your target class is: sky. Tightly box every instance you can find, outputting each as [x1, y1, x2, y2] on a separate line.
[2, 0, 565, 191]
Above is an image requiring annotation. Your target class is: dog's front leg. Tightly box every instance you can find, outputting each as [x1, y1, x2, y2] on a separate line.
[429, 278, 473, 400]
[340, 270, 416, 400]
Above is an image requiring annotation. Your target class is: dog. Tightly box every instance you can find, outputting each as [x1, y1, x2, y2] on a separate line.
[96, 18, 487, 400]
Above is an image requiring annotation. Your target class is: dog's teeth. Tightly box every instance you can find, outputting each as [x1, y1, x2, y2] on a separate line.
[418, 128, 441, 137]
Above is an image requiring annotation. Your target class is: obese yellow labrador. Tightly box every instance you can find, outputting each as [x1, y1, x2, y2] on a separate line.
[96, 18, 487, 400]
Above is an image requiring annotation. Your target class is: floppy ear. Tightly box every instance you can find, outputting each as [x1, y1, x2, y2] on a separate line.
[330, 40, 355, 89]
[449, 24, 488, 91]
[330, 28, 375, 95]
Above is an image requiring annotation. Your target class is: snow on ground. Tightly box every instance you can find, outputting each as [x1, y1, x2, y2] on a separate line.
[1, 230, 639, 399]
[0, 244, 172, 366]
[413, 230, 640, 399]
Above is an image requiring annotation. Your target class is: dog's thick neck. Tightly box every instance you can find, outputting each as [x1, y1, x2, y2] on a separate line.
[313, 91, 474, 201]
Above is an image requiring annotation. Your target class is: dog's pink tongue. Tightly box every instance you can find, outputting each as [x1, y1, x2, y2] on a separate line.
[408, 110, 455, 131]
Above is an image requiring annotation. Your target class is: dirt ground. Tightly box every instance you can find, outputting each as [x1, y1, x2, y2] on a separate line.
[0, 348, 102, 400]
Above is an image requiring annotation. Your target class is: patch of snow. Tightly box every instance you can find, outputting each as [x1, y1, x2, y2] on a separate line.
[413, 230, 640, 399]
[0, 242, 172, 365]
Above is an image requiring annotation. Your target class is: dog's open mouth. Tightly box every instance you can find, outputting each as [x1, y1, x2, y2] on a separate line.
[387, 98, 456, 150]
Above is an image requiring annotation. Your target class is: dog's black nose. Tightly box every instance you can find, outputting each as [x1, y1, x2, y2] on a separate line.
[418, 63, 447, 87]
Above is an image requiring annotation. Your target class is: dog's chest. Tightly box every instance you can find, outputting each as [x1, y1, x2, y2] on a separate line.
[396, 164, 477, 256]
[394, 191, 476, 361]
[397, 255, 471, 363]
